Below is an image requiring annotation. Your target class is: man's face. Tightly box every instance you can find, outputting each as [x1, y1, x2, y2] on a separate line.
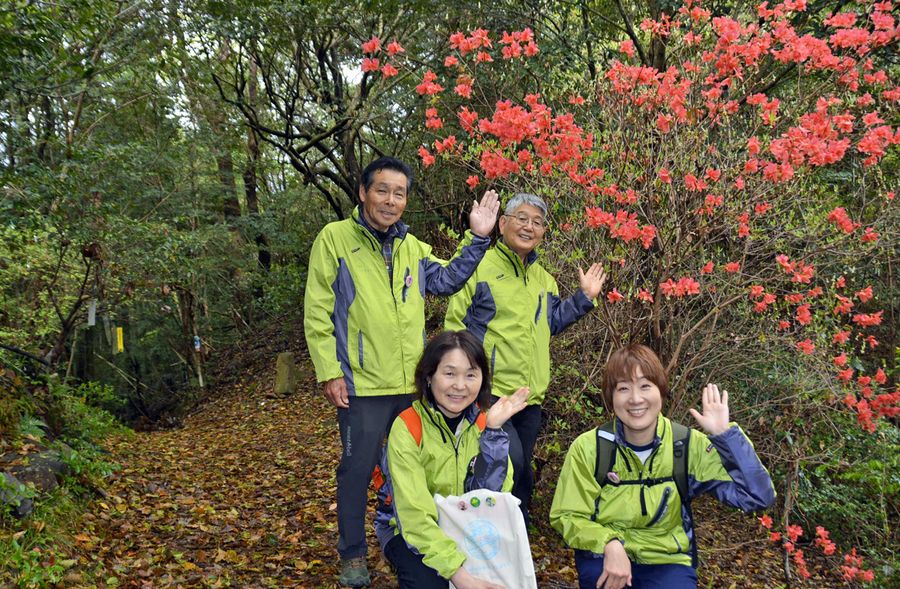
[499, 203, 546, 259]
[359, 169, 409, 232]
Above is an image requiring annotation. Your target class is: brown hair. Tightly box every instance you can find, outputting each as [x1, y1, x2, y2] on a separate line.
[603, 344, 669, 408]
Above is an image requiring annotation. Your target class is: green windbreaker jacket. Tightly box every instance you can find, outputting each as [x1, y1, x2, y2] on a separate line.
[444, 240, 595, 404]
[304, 207, 489, 396]
[550, 416, 775, 566]
[376, 400, 514, 579]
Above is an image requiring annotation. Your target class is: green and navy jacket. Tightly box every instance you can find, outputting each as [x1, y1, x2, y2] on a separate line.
[303, 207, 489, 396]
[444, 240, 595, 404]
[549, 416, 775, 567]
[374, 400, 513, 579]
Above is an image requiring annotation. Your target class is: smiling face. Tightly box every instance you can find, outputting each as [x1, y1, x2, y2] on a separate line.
[428, 348, 483, 418]
[358, 169, 409, 231]
[499, 203, 545, 260]
[612, 367, 663, 446]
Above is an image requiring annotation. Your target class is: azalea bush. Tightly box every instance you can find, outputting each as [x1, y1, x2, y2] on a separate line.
[360, 0, 897, 582]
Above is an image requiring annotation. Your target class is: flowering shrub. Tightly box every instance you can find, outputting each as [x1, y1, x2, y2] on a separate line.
[359, 2, 897, 581]
[359, 2, 897, 432]
[759, 517, 876, 582]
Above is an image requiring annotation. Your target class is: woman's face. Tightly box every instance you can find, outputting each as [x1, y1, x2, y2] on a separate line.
[612, 367, 663, 446]
[428, 348, 483, 418]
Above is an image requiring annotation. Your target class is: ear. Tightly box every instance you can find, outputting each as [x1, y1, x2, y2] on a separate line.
[358, 184, 367, 203]
[498, 214, 508, 232]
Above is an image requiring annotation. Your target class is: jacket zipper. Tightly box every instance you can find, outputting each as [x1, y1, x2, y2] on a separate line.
[427, 406, 476, 490]
[647, 487, 672, 526]
[628, 444, 662, 517]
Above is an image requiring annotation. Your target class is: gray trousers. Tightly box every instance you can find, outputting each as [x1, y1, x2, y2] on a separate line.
[336, 394, 414, 560]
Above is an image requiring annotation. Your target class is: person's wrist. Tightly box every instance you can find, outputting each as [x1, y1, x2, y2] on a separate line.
[605, 538, 624, 550]
[708, 423, 731, 437]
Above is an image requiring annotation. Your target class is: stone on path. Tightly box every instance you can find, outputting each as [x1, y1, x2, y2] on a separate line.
[274, 352, 298, 395]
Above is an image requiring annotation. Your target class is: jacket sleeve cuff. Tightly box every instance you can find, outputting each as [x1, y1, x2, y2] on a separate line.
[573, 289, 597, 311]
[316, 369, 344, 384]
[466, 230, 491, 245]
[432, 549, 467, 580]
[708, 423, 742, 445]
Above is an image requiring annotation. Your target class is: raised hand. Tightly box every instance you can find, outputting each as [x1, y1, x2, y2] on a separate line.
[578, 263, 607, 300]
[469, 189, 500, 238]
[688, 383, 730, 436]
[485, 387, 529, 430]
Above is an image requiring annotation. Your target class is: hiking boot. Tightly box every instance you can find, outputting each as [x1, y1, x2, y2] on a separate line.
[339, 557, 371, 587]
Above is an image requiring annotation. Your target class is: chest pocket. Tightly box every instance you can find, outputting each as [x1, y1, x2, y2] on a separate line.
[534, 290, 545, 324]
[401, 266, 412, 303]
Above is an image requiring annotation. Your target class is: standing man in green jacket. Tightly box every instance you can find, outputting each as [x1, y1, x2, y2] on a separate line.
[445, 192, 606, 524]
[303, 156, 499, 587]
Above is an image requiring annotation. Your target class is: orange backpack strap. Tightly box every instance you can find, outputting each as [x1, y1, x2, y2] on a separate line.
[475, 411, 487, 431]
[398, 407, 423, 446]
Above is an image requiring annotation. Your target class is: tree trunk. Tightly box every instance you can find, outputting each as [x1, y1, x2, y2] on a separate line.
[243, 55, 270, 272]
[174, 286, 204, 387]
[37, 95, 54, 163]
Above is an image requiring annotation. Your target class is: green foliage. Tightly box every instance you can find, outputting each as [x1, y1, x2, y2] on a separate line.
[0, 378, 121, 587]
[17, 415, 48, 441]
[799, 417, 900, 561]
[47, 379, 124, 445]
[75, 381, 124, 415]
[0, 486, 82, 588]
[0, 538, 68, 588]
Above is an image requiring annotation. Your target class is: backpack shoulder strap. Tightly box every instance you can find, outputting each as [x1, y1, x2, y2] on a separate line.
[594, 421, 618, 487]
[373, 407, 424, 499]
[398, 407, 423, 446]
[669, 420, 697, 567]
[475, 411, 487, 431]
[669, 421, 691, 503]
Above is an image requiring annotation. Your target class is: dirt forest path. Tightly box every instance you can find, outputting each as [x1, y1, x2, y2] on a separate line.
[73, 331, 826, 588]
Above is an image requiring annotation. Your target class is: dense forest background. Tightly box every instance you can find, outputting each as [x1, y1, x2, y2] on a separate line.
[0, 0, 897, 586]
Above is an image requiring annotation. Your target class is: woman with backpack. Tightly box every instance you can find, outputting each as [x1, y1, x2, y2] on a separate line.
[550, 344, 775, 589]
[374, 330, 529, 589]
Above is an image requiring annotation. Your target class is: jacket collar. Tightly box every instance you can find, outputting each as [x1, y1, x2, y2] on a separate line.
[614, 415, 667, 450]
[352, 205, 408, 241]
[421, 397, 482, 427]
[496, 239, 538, 272]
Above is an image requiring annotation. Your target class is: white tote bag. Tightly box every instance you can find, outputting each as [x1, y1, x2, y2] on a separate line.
[434, 490, 538, 589]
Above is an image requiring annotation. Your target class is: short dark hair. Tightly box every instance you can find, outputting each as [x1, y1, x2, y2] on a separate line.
[603, 344, 669, 408]
[415, 331, 493, 410]
[360, 156, 414, 194]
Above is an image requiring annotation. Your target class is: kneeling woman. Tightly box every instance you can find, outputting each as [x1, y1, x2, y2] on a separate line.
[550, 344, 775, 589]
[375, 330, 529, 589]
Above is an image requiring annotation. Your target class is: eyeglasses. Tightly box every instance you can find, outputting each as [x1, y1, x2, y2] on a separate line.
[505, 213, 547, 230]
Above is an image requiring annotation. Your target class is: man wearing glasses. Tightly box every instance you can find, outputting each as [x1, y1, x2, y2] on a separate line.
[445, 192, 606, 525]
